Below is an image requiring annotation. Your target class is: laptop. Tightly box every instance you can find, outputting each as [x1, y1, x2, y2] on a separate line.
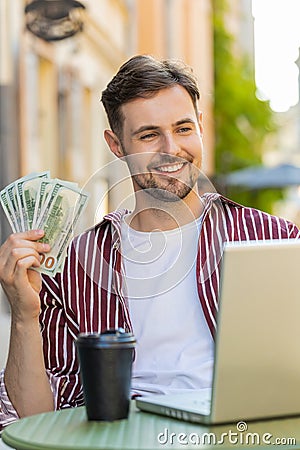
[136, 239, 300, 424]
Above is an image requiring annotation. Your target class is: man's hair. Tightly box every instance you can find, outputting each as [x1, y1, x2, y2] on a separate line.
[101, 54, 200, 139]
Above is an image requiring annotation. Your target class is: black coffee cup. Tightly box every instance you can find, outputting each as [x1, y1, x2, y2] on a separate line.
[75, 328, 136, 421]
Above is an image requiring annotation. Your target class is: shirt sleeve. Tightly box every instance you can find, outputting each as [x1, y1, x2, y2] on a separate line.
[0, 264, 84, 430]
[0, 369, 19, 430]
[287, 221, 300, 238]
[39, 269, 84, 411]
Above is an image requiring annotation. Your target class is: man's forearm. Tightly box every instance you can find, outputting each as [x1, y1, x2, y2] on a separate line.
[4, 317, 54, 418]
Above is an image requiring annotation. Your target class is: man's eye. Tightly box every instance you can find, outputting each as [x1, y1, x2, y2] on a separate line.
[178, 127, 192, 133]
[140, 133, 156, 140]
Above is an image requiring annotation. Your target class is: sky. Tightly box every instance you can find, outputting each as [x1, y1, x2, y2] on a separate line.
[252, 0, 300, 112]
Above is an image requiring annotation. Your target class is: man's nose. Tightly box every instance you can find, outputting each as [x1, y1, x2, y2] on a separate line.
[162, 133, 180, 154]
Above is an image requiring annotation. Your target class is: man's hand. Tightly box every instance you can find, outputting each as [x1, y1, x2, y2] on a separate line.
[0, 229, 55, 417]
[0, 229, 51, 321]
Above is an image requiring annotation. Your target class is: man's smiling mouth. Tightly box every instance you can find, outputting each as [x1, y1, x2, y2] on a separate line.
[153, 162, 186, 173]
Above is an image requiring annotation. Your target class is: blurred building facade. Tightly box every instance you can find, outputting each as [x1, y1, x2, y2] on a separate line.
[0, 0, 214, 237]
[0, 0, 214, 367]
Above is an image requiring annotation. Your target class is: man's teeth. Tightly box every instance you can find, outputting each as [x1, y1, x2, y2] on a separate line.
[156, 163, 184, 173]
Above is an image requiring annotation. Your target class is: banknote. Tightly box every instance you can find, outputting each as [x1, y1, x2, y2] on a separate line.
[16, 171, 50, 230]
[31, 179, 55, 230]
[36, 182, 89, 276]
[0, 189, 18, 232]
[5, 182, 22, 232]
[0, 172, 89, 276]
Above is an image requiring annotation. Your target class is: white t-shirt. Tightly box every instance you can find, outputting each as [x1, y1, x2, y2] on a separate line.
[121, 215, 214, 396]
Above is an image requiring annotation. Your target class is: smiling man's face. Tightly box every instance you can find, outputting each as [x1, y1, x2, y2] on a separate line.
[109, 84, 204, 203]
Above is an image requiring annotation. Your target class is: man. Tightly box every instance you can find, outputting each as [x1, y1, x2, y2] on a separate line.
[0, 54, 299, 428]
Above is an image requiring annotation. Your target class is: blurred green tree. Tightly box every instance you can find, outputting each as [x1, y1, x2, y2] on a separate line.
[212, 0, 282, 212]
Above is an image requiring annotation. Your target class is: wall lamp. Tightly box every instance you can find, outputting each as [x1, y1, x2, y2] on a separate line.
[24, 0, 86, 42]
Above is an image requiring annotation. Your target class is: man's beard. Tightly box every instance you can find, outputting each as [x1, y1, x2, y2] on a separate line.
[133, 172, 194, 202]
[126, 154, 200, 203]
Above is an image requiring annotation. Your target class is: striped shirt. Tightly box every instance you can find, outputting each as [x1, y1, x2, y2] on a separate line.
[1, 193, 299, 427]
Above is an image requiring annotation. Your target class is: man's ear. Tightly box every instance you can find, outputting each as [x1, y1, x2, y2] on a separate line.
[198, 111, 204, 137]
[104, 130, 124, 158]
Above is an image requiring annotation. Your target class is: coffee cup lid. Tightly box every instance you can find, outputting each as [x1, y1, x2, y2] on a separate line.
[76, 328, 136, 347]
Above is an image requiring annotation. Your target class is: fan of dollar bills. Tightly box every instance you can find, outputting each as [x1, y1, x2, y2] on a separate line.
[0, 171, 89, 276]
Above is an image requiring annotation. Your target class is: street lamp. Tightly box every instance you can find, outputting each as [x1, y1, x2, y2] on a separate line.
[24, 0, 86, 42]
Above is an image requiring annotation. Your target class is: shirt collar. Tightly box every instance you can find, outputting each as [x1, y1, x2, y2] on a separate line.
[101, 193, 239, 234]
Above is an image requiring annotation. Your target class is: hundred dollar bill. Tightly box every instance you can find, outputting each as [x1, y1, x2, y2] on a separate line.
[0, 172, 89, 276]
[5, 183, 22, 232]
[0, 190, 18, 232]
[31, 179, 55, 230]
[34, 179, 80, 229]
[36, 183, 89, 276]
[31, 178, 79, 229]
[17, 171, 50, 231]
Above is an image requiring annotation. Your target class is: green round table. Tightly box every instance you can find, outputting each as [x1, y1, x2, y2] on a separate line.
[2, 402, 300, 449]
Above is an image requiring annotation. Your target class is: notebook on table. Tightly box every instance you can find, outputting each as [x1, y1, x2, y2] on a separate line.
[136, 239, 300, 424]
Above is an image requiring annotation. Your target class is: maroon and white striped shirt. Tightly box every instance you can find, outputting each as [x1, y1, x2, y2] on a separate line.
[1, 193, 299, 427]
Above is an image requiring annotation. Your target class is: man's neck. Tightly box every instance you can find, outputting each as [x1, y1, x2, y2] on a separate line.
[126, 188, 204, 232]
